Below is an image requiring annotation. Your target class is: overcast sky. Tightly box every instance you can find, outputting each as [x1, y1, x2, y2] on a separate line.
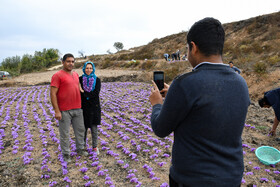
[0, 0, 279, 62]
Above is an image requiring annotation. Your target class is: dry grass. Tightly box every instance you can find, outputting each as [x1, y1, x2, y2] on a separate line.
[243, 69, 280, 100]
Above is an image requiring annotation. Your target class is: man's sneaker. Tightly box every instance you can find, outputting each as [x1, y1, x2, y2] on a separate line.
[77, 149, 89, 156]
[63, 154, 71, 163]
[93, 147, 99, 155]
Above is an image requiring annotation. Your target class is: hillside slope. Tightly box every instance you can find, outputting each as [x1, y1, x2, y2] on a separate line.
[91, 11, 280, 73]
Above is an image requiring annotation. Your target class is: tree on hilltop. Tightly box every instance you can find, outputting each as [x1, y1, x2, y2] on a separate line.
[113, 42, 124, 51]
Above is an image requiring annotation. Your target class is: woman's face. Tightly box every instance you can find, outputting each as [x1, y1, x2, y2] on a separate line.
[85, 64, 93, 75]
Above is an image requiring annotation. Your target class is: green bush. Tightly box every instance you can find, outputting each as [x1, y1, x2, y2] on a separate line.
[253, 62, 267, 74]
[268, 55, 280, 65]
[100, 59, 114, 69]
[141, 60, 156, 70]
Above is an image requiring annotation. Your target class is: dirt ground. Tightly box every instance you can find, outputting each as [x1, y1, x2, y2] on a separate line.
[0, 68, 280, 186]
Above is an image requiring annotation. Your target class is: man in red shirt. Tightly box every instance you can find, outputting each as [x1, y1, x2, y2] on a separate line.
[50, 53, 88, 162]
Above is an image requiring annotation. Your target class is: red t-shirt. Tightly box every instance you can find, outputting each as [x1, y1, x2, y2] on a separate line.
[51, 70, 81, 111]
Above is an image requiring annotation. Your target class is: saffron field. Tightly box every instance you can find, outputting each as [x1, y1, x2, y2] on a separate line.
[0, 82, 279, 186]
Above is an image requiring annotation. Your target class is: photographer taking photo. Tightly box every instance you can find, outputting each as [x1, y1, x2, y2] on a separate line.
[149, 18, 250, 187]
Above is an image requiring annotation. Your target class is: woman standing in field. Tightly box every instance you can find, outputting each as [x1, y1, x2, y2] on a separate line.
[79, 61, 101, 154]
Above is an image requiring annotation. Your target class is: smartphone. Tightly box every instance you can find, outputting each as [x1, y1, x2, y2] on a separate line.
[153, 71, 164, 91]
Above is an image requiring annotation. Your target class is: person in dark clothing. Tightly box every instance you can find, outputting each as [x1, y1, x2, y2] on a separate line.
[79, 61, 101, 155]
[259, 88, 280, 136]
[149, 17, 250, 187]
[171, 53, 177, 61]
[229, 61, 241, 74]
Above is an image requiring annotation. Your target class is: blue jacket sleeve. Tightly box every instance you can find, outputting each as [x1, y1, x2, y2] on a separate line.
[150, 79, 193, 137]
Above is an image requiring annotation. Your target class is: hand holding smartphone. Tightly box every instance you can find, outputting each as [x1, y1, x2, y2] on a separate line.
[153, 71, 164, 91]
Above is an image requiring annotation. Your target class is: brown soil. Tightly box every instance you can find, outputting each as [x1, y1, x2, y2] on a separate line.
[0, 69, 280, 186]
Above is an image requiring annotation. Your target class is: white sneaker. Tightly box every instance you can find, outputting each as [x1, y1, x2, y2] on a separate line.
[93, 147, 99, 155]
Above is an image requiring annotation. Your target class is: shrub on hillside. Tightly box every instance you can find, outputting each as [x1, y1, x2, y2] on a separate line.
[141, 60, 157, 70]
[124, 60, 140, 68]
[268, 55, 280, 65]
[253, 62, 267, 74]
[100, 59, 115, 69]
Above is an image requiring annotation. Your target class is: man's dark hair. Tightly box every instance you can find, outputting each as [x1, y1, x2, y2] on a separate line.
[229, 61, 233, 64]
[258, 97, 270, 107]
[62, 53, 74, 62]
[187, 17, 225, 56]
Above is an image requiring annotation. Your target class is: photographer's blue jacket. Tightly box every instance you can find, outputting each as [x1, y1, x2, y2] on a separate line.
[151, 63, 250, 187]
[264, 88, 280, 120]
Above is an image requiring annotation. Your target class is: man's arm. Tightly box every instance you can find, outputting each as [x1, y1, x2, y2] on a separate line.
[234, 67, 241, 74]
[269, 115, 279, 136]
[150, 79, 192, 138]
[50, 86, 62, 120]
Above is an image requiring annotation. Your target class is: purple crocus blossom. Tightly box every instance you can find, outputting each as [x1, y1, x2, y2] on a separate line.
[49, 181, 57, 187]
[83, 175, 90, 180]
[123, 163, 129, 168]
[260, 178, 269, 182]
[245, 172, 253, 175]
[80, 167, 88, 173]
[63, 176, 72, 183]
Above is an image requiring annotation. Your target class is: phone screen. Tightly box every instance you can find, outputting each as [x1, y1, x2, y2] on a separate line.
[153, 71, 164, 90]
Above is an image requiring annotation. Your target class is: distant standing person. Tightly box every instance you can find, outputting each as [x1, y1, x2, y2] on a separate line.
[149, 18, 250, 186]
[79, 61, 101, 154]
[229, 61, 241, 74]
[50, 53, 88, 163]
[164, 53, 169, 61]
[258, 87, 280, 136]
[176, 49, 180, 60]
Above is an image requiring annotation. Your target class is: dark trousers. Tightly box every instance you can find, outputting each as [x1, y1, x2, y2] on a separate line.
[169, 175, 241, 187]
[169, 175, 189, 187]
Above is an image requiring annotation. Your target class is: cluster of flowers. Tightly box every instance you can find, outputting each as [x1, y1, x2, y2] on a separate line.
[1, 82, 279, 186]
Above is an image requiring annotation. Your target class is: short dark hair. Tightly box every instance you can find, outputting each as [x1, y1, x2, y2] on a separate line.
[229, 61, 233, 64]
[62, 53, 74, 62]
[258, 97, 270, 107]
[187, 17, 225, 56]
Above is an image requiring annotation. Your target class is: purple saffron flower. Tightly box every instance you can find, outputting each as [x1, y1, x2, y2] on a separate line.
[149, 172, 155, 178]
[126, 173, 136, 179]
[98, 170, 105, 176]
[123, 163, 129, 168]
[49, 181, 57, 187]
[63, 176, 72, 183]
[130, 177, 138, 183]
[246, 172, 253, 175]
[158, 162, 166, 167]
[91, 161, 99, 167]
[163, 153, 170, 157]
[80, 167, 88, 173]
[160, 182, 169, 187]
[105, 181, 113, 185]
[260, 178, 268, 182]
[241, 178, 246, 184]
[253, 166, 260, 170]
[83, 175, 90, 180]
[274, 171, 280, 174]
